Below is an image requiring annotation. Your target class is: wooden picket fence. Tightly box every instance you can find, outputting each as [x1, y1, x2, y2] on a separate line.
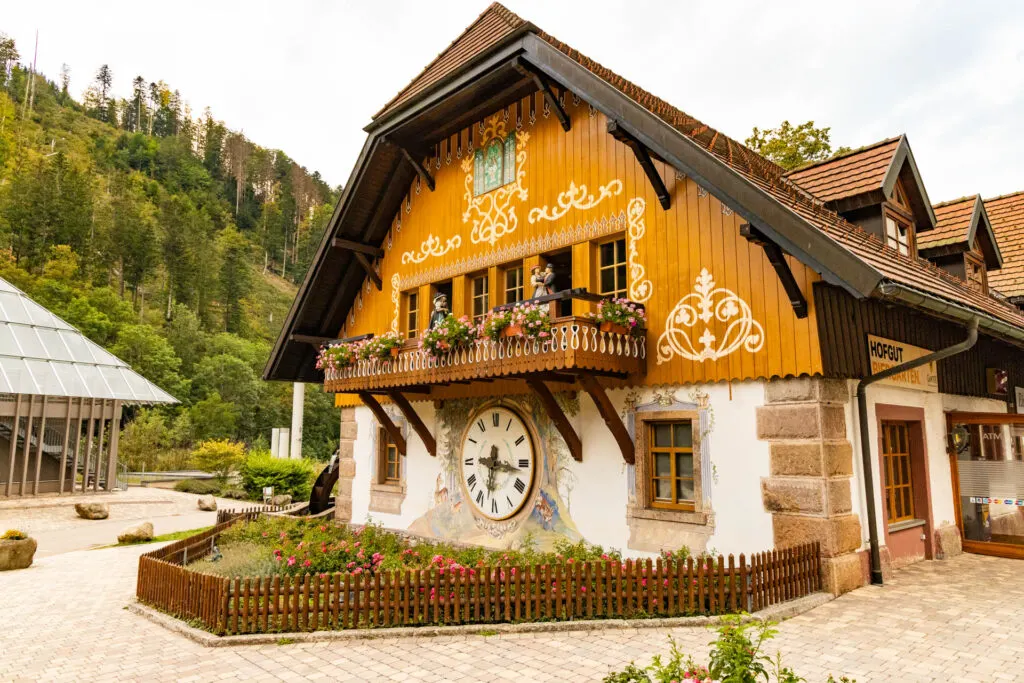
[137, 511, 821, 636]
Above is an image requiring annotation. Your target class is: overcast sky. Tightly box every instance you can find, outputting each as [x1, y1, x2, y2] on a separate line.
[4, 1, 1023, 201]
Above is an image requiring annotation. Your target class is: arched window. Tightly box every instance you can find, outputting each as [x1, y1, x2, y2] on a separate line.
[473, 131, 516, 196]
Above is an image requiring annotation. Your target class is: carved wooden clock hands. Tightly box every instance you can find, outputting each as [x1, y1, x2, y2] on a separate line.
[479, 444, 520, 494]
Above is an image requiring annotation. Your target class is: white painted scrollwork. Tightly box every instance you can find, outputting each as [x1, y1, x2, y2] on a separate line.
[390, 273, 400, 333]
[626, 198, 652, 304]
[401, 234, 462, 265]
[462, 114, 530, 246]
[527, 179, 622, 224]
[656, 269, 764, 364]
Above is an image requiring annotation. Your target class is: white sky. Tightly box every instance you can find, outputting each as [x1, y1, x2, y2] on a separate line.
[4, 1, 1023, 201]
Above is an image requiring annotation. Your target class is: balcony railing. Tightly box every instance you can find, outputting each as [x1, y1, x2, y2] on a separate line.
[323, 316, 646, 393]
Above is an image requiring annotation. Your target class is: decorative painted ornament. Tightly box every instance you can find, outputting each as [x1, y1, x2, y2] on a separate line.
[459, 406, 536, 521]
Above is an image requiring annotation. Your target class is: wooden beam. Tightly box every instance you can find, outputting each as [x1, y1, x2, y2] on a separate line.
[607, 120, 670, 209]
[58, 396, 72, 495]
[358, 392, 407, 456]
[515, 59, 571, 132]
[5, 394, 22, 496]
[353, 251, 383, 291]
[399, 148, 435, 192]
[106, 400, 121, 492]
[525, 378, 582, 462]
[331, 237, 384, 259]
[386, 391, 436, 456]
[741, 223, 808, 319]
[509, 372, 576, 384]
[32, 394, 48, 494]
[579, 375, 635, 464]
[20, 395, 34, 496]
[290, 333, 333, 346]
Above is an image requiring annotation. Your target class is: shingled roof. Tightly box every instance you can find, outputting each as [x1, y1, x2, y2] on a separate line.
[985, 191, 1024, 298]
[918, 195, 1001, 268]
[786, 137, 902, 204]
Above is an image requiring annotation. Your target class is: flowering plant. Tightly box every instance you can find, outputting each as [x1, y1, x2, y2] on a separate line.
[359, 331, 404, 360]
[480, 308, 514, 341]
[481, 302, 552, 341]
[420, 314, 477, 358]
[315, 341, 360, 372]
[589, 297, 646, 336]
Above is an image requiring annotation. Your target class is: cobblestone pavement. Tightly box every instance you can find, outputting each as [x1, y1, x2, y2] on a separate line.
[0, 487, 259, 555]
[1, 545, 1022, 682]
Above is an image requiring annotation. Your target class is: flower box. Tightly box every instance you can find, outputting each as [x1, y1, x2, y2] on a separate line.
[600, 321, 630, 336]
[389, 347, 401, 358]
[502, 325, 523, 338]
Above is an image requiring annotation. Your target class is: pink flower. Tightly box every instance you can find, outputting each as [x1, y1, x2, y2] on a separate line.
[303, 559, 312, 568]
[287, 556, 296, 567]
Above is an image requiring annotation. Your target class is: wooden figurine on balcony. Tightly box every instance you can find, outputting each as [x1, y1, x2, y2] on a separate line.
[530, 263, 556, 298]
[428, 293, 450, 330]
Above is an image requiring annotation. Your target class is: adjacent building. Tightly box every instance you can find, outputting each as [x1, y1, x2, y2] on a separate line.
[266, 4, 1024, 593]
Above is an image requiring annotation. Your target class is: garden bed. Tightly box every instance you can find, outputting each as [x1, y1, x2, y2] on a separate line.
[136, 511, 821, 636]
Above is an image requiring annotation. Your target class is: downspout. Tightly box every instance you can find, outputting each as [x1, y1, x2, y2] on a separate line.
[856, 315, 978, 585]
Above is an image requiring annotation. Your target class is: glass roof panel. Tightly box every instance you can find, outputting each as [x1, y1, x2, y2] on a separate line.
[0, 357, 37, 394]
[0, 292, 33, 325]
[83, 340, 124, 368]
[98, 366, 133, 400]
[56, 364, 89, 398]
[0, 325, 23, 356]
[11, 326, 47, 359]
[73, 365, 102, 398]
[58, 330, 97, 363]
[24, 360, 65, 396]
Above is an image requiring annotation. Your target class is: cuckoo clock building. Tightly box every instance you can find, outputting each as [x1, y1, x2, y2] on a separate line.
[267, 4, 1024, 594]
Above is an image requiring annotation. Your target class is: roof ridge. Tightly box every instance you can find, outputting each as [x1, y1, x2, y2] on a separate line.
[784, 135, 903, 175]
[984, 189, 1024, 204]
[933, 194, 980, 209]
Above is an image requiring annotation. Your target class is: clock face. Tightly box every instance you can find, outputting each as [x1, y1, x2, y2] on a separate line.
[460, 406, 536, 521]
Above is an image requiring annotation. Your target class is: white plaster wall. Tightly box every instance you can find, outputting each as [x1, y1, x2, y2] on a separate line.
[844, 381, 1007, 547]
[347, 381, 774, 558]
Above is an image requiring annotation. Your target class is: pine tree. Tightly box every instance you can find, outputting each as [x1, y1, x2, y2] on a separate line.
[94, 64, 113, 120]
[217, 227, 250, 333]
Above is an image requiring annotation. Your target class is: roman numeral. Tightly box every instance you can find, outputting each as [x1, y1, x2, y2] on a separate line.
[467, 474, 476, 490]
[477, 419, 486, 432]
[465, 458, 474, 466]
[468, 437, 477, 444]
[476, 490, 484, 506]
[514, 478, 525, 494]
[492, 412, 500, 427]
[515, 435, 525, 447]
[518, 458, 528, 469]
[506, 418, 512, 431]
[507, 496, 514, 508]
[491, 499, 498, 514]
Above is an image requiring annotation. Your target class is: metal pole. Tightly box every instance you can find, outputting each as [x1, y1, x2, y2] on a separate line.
[856, 317, 978, 585]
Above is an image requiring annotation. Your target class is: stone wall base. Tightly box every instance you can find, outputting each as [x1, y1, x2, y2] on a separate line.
[335, 408, 357, 523]
[821, 552, 865, 595]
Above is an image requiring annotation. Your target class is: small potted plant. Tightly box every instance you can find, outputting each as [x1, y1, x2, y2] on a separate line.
[512, 302, 552, 341]
[316, 341, 359, 372]
[420, 314, 478, 358]
[360, 331, 404, 360]
[481, 308, 515, 340]
[0, 529, 37, 571]
[590, 298, 646, 336]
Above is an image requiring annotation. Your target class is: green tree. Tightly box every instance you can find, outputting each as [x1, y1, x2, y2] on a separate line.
[191, 438, 245, 483]
[164, 304, 206, 374]
[93, 64, 113, 121]
[189, 393, 238, 441]
[118, 409, 170, 471]
[745, 120, 850, 171]
[217, 227, 250, 333]
[109, 324, 184, 397]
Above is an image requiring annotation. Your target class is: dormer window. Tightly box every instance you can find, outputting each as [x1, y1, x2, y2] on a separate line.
[884, 209, 913, 256]
[964, 253, 987, 293]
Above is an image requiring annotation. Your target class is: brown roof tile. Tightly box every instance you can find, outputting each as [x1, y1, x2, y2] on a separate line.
[785, 138, 901, 203]
[372, 3, 1024, 334]
[919, 195, 978, 249]
[985, 191, 1024, 297]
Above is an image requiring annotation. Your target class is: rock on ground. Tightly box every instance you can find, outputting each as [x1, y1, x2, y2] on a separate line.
[74, 503, 109, 520]
[197, 495, 217, 511]
[270, 494, 292, 506]
[0, 537, 37, 570]
[117, 522, 154, 544]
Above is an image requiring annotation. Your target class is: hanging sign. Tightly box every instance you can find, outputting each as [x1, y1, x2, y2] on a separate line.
[866, 335, 938, 392]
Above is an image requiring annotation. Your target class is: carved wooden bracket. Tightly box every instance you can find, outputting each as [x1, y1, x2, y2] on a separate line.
[358, 392, 407, 456]
[740, 223, 808, 318]
[607, 120, 670, 210]
[331, 236, 383, 290]
[514, 59, 571, 132]
[400, 148, 435, 192]
[353, 252, 383, 290]
[578, 375, 635, 464]
[525, 378, 582, 462]
[386, 391, 436, 456]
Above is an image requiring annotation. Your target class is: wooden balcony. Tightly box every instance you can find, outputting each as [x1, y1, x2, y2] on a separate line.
[323, 316, 646, 394]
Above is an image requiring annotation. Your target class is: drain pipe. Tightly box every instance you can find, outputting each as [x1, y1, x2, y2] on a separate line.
[856, 316, 979, 585]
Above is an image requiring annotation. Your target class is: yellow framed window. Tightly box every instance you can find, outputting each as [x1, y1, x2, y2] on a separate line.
[648, 421, 695, 511]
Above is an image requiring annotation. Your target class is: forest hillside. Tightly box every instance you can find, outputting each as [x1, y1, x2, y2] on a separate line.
[0, 32, 340, 468]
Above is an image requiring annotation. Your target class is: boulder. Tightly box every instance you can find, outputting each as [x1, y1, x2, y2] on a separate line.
[74, 503, 109, 520]
[117, 522, 154, 544]
[0, 537, 37, 571]
[197, 495, 217, 511]
[270, 494, 292, 507]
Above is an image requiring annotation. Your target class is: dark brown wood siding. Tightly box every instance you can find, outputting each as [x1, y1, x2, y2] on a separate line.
[814, 283, 1024, 400]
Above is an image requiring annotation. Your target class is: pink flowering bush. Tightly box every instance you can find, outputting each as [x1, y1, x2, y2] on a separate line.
[589, 297, 647, 336]
[480, 302, 551, 341]
[315, 341, 361, 372]
[358, 331, 404, 360]
[420, 314, 478, 358]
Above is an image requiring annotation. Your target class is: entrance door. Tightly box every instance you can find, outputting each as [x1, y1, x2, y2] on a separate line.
[881, 421, 916, 526]
[948, 412, 1024, 559]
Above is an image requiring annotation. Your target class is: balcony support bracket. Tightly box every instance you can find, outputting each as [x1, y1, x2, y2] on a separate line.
[579, 374, 635, 464]
[607, 120, 670, 209]
[358, 392, 407, 456]
[386, 391, 436, 456]
[525, 378, 582, 462]
[740, 223, 808, 318]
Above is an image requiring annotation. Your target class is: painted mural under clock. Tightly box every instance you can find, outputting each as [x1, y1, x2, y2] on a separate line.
[267, 3, 1024, 596]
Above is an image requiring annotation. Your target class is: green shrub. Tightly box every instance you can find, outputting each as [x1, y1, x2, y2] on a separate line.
[173, 478, 221, 495]
[220, 488, 248, 500]
[239, 451, 315, 502]
[2, 529, 28, 540]
[191, 439, 246, 482]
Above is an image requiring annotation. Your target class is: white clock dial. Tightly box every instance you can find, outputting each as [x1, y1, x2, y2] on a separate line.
[459, 406, 536, 521]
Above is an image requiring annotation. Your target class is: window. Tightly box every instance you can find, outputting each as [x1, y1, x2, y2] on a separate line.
[881, 421, 915, 524]
[964, 253, 987, 293]
[377, 427, 401, 485]
[503, 265, 524, 304]
[884, 210, 912, 256]
[473, 131, 516, 196]
[471, 274, 489, 323]
[598, 238, 628, 299]
[404, 291, 419, 339]
[648, 421, 695, 511]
